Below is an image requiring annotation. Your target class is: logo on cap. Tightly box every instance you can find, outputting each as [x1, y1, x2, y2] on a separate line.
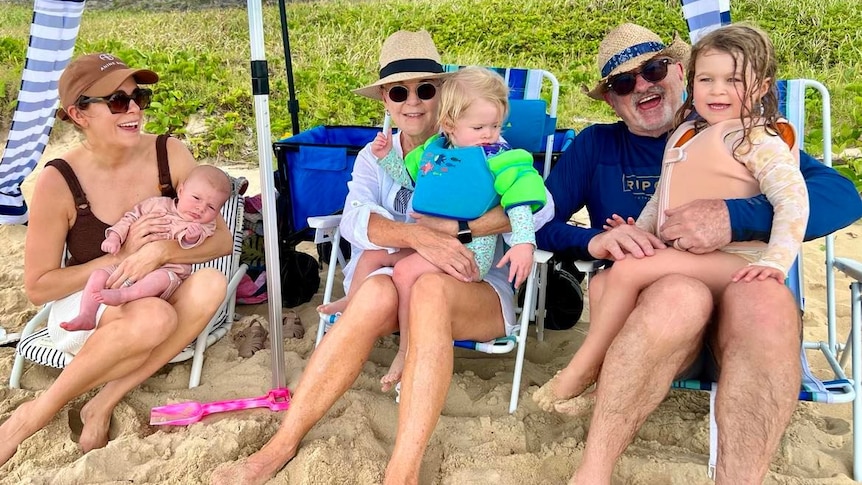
[99, 54, 116, 61]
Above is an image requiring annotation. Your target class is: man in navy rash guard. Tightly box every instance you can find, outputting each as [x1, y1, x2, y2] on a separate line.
[535, 23, 862, 483]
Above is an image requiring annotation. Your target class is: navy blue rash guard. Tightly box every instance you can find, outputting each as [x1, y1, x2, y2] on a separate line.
[536, 121, 862, 260]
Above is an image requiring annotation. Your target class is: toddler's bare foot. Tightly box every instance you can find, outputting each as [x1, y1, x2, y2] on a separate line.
[59, 315, 96, 332]
[97, 289, 127, 306]
[317, 297, 348, 316]
[532, 369, 597, 416]
[380, 349, 406, 393]
[554, 388, 596, 417]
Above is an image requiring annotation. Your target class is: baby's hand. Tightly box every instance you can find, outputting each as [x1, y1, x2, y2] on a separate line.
[101, 234, 122, 254]
[496, 243, 534, 288]
[184, 223, 202, 242]
[603, 214, 636, 231]
[731, 264, 785, 283]
[371, 131, 393, 160]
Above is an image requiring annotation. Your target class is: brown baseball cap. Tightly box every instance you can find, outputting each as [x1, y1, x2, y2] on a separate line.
[58, 53, 159, 121]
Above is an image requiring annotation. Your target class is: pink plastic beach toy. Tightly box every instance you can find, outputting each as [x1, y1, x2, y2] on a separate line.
[150, 387, 291, 426]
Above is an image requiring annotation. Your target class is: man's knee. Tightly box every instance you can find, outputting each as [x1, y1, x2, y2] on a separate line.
[718, 281, 800, 345]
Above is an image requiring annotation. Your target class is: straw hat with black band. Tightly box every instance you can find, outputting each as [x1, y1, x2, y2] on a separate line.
[353, 30, 450, 101]
[585, 23, 690, 101]
[58, 53, 159, 121]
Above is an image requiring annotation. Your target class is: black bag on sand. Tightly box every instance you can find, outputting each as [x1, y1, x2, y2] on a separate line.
[519, 257, 585, 330]
[280, 246, 320, 308]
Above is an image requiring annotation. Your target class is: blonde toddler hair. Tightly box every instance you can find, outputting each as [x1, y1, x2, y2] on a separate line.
[438, 66, 509, 134]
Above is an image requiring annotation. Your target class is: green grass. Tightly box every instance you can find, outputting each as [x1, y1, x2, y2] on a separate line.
[1, 0, 861, 165]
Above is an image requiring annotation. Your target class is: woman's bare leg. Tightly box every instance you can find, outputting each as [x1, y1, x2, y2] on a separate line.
[0, 295, 179, 466]
[384, 254, 443, 392]
[385, 273, 504, 485]
[76, 269, 225, 452]
[211, 274, 400, 485]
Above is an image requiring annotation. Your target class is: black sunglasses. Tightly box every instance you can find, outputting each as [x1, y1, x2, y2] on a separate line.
[606, 58, 671, 96]
[385, 83, 437, 103]
[77, 88, 153, 114]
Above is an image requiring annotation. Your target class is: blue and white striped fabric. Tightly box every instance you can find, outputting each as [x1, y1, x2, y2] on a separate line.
[0, 0, 84, 225]
[442, 65, 545, 100]
[680, 0, 731, 44]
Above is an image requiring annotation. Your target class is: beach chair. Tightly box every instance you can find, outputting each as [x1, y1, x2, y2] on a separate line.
[8, 177, 249, 390]
[290, 66, 570, 413]
[661, 79, 860, 480]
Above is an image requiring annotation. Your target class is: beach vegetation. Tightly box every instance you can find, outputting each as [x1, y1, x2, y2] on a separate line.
[0, 0, 860, 165]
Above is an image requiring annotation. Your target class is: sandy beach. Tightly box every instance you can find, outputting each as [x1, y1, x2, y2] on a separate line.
[1, 134, 860, 484]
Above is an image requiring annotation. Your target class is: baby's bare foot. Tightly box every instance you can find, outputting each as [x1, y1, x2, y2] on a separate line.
[59, 316, 96, 332]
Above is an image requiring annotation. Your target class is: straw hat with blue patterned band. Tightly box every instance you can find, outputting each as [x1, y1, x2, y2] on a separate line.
[353, 30, 451, 101]
[585, 23, 690, 101]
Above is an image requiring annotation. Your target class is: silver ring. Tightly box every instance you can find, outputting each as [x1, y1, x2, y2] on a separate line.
[123, 279, 134, 287]
[673, 239, 687, 252]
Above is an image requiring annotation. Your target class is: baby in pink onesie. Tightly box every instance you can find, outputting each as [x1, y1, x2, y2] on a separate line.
[61, 165, 232, 331]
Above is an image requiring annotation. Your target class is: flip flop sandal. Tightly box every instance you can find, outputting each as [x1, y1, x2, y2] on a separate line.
[233, 315, 269, 358]
[282, 310, 304, 339]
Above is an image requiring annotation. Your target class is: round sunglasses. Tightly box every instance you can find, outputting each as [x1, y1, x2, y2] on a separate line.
[76, 88, 153, 114]
[606, 58, 671, 96]
[385, 83, 437, 103]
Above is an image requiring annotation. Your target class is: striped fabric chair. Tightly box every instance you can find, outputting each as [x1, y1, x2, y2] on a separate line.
[8, 177, 249, 390]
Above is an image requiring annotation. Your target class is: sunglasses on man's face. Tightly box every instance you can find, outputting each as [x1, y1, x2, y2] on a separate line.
[606, 58, 671, 96]
[385, 83, 437, 103]
[77, 88, 153, 114]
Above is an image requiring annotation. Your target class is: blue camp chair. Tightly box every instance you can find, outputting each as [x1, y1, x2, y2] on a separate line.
[286, 66, 573, 413]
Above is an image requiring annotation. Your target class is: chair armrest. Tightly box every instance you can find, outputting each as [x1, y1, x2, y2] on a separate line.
[834, 257, 862, 282]
[307, 215, 343, 230]
[574, 259, 605, 274]
[534, 249, 553, 264]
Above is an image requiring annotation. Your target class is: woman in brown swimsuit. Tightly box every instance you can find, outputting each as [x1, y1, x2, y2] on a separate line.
[0, 53, 232, 467]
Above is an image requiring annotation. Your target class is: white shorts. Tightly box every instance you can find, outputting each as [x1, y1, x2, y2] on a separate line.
[47, 290, 108, 355]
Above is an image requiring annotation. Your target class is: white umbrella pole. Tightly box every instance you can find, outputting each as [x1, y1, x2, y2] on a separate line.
[246, 0, 286, 389]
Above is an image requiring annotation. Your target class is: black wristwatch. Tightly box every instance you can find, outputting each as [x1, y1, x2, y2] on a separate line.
[457, 220, 472, 244]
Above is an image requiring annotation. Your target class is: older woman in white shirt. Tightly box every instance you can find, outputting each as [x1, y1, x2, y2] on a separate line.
[212, 30, 553, 485]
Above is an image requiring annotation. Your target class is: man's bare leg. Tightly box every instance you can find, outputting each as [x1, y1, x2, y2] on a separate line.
[712, 280, 800, 483]
[210, 275, 399, 485]
[572, 274, 713, 484]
